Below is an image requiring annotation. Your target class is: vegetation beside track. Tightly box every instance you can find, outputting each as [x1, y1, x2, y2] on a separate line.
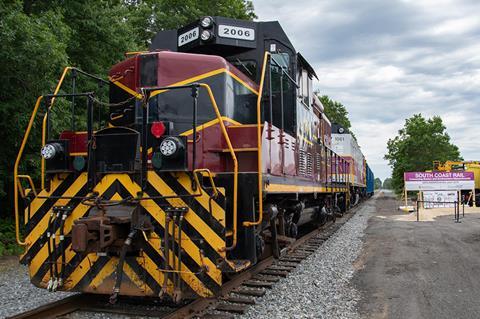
[0, 219, 22, 256]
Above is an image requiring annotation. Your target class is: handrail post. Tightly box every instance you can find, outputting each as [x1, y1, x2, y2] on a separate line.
[244, 51, 270, 228]
[14, 96, 44, 246]
[41, 67, 72, 189]
[198, 84, 239, 251]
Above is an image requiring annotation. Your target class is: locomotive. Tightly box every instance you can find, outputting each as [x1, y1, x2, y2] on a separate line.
[14, 16, 372, 303]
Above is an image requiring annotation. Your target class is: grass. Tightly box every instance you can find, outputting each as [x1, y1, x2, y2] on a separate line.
[0, 219, 23, 256]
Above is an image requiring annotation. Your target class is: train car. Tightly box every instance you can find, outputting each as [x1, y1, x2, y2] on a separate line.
[366, 164, 374, 197]
[14, 16, 364, 303]
[433, 161, 480, 206]
[331, 124, 368, 202]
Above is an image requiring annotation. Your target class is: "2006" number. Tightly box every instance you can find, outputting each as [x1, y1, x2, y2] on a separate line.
[218, 25, 255, 41]
[178, 27, 199, 46]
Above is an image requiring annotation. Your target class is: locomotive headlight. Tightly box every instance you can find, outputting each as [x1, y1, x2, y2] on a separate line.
[200, 16, 213, 28]
[201, 30, 214, 41]
[41, 143, 63, 160]
[160, 137, 183, 157]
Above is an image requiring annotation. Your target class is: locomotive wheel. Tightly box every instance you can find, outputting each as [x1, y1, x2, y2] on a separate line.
[287, 222, 298, 238]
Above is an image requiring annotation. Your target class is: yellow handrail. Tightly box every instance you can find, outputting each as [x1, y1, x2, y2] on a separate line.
[243, 51, 270, 227]
[14, 96, 44, 246]
[193, 169, 219, 199]
[17, 175, 38, 198]
[41, 67, 72, 189]
[198, 83, 239, 251]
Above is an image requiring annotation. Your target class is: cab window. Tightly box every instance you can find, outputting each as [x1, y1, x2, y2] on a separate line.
[298, 69, 312, 107]
[229, 59, 257, 82]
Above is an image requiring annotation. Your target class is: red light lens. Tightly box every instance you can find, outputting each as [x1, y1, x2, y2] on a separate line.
[151, 121, 166, 138]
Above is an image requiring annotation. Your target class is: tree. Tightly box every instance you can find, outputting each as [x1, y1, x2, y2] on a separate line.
[384, 114, 462, 194]
[374, 178, 382, 189]
[317, 94, 355, 138]
[383, 178, 393, 189]
[0, 1, 70, 207]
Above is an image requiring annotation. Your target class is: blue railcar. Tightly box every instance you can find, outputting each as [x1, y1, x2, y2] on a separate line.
[366, 164, 374, 196]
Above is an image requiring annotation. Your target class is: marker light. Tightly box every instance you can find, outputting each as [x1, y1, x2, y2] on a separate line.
[151, 121, 166, 139]
[201, 30, 214, 41]
[41, 143, 63, 160]
[200, 16, 213, 28]
[160, 137, 179, 157]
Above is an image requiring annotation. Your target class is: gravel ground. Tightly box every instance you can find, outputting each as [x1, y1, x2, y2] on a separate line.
[0, 199, 374, 319]
[239, 199, 375, 319]
[0, 257, 73, 319]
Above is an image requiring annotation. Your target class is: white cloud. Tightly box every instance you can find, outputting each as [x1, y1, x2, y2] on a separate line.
[253, 0, 480, 181]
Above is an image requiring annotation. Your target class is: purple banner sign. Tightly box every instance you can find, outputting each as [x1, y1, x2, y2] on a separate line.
[404, 171, 475, 191]
[404, 171, 474, 181]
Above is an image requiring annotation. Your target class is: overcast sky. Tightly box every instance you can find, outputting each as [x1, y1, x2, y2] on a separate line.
[253, 0, 480, 181]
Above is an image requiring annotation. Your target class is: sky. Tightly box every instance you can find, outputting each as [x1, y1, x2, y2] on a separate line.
[253, 0, 480, 181]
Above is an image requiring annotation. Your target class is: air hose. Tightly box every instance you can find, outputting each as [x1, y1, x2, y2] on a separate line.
[109, 229, 137, 304]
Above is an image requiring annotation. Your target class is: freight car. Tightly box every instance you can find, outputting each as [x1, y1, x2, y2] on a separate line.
[366, 164, 375, 197]
[14, 16, 370, 303]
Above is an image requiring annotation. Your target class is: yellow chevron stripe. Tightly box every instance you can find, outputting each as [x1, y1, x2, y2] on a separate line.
[142, 202, 221, 286]
[33, 176, 126, 282]
[65, 254, 99, 289]
[124, 261, 153, 295]
[108, 173, 222, 287]
[148, 172, 225, 254]
[143, 236, 212, 297]
[90, 258, 117, 290]
[174, 173, 225, 226]
[26, 174, 70, 222]
[26, 174, 87, 247]
[27, 176, 88, 277]
[30, 172, 220, 297]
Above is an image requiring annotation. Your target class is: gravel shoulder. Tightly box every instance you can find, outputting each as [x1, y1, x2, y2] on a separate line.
[239, 196, 376, 319]
[354, 191, 480, 319]
[0, 256, 73, 318]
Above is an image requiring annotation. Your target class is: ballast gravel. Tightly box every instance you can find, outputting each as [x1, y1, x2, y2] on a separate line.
[0, 200, 373, 319]
[239, 200, 374, 319]
[0, 258, 73, 318]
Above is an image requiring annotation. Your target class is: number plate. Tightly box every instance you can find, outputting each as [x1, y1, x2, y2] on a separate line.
[218, 25, 255, 41]
[178, 27, 199, 46]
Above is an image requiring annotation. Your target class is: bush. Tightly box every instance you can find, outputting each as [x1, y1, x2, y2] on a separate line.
[0, 219, 23, 256]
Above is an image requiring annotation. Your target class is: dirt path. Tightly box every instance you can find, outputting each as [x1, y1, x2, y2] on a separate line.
[354, 191, 480, 319]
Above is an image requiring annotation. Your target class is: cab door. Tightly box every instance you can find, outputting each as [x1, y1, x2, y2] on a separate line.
[263, 39, 296, 176]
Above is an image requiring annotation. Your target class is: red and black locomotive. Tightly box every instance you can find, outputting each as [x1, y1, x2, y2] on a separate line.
[15, 16, 367, 302]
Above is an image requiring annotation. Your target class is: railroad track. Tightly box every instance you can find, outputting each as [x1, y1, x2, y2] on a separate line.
[8, 202, 364, 319]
